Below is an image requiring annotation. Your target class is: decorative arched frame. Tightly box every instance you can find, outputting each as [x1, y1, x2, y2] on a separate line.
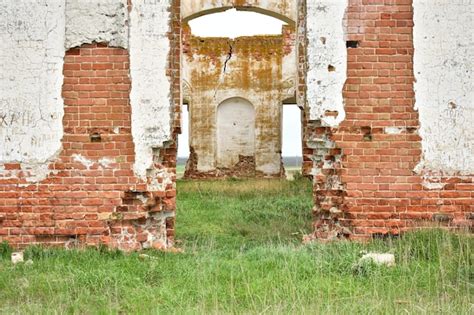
[216, 97, 256, 167]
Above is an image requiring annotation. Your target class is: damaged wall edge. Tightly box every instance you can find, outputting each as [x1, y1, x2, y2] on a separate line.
[302, 0, 350, 241]
[129, 0, 175, 180]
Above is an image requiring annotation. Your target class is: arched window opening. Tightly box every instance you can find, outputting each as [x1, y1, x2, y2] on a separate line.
[188, 8, 287, 38]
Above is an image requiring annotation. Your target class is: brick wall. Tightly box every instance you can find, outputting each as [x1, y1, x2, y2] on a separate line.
[0, 0, 182, 250]
[1, 0, 471, 249]
[0, 44, 176, 250]
[305, 0, 473, 241]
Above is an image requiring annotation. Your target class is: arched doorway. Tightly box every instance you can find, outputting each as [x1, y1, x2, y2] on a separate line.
[216, 97, 256, 167]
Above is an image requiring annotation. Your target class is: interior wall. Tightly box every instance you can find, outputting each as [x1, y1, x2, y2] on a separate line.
[182, 32, 294, 178]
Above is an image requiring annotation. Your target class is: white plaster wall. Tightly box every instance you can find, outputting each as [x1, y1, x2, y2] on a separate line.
[65, 0, 129, 49]
[306, 0, 347, 127]
[217, 98, 256, 166]
[129, 0, 173, 179]
[0, 0, 65, 181]
[413, 0, 474, 176]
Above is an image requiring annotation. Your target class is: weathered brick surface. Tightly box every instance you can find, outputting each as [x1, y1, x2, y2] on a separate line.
[0, 0, 182, 250]
[305, 0, 473, 241]
[0, 44, 176, 250]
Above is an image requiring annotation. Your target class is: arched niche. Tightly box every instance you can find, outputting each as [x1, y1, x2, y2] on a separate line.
[216, 97, 256, 167]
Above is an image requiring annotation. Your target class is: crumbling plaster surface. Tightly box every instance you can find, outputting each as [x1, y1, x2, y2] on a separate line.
[65, 0, 129, 49]
[182, 0, 297, 24]
[413, 0, 474, 176]
[0, 0, 65, 181]
[183, 35, 294, 176]
[306, 0, 348, 127]
[129, 0, 173, 179]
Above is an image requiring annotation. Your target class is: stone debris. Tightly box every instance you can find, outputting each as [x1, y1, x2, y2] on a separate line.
[138, 254, 156, 260]
[11, 252, 24, 264]
[359, 252, 396, 267]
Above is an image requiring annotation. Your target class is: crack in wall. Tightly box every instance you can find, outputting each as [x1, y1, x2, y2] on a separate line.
[213, 40, 234, 99]
[223, 41, 233, 73]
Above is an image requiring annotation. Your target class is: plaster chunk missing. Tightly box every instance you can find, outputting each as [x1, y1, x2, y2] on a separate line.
[306, 0, 348, 127]
[72, 154, 116, 170]
[384, 127, 406, 135]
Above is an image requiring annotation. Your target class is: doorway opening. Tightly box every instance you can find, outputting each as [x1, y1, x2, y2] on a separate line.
[175, 2, 313, 259]
[282, 104, 303, 180]
[177, 103, 189, 179]
[180, 8, 299, 179]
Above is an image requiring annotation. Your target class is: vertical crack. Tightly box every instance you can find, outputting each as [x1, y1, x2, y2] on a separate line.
[223, 41, 233, 73]
[214, 41, 234, 99]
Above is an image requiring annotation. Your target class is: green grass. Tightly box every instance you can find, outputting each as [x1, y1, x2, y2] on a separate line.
[0, 178, 472, 314]
[176, 164, 186, 178]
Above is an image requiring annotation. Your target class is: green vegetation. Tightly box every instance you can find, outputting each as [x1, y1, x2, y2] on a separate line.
[0, 178, 472, 314]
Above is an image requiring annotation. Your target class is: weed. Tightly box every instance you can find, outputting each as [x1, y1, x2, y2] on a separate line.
[0, 179, 471, 314]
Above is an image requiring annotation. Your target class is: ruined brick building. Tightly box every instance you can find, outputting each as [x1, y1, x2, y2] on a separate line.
[0, 0, 472, 249]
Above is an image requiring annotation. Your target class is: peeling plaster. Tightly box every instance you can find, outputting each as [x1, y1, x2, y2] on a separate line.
[147, 168, 174, 192]
[306, 0, 347, 127]
[98, 157, 115, 168]
[413, 0, 474, 176]
[73, 154, 95, 170]
[72, 154, 116, 170]
[422, 180, 447, 191]
[384, 127, 407, 135]
[0, 0, 65, 182]
[20, 163, 57, 183]
[129, 0, 173, 179]
[65, 0, 129, 49]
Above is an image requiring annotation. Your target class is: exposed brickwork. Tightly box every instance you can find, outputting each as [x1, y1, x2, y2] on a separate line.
[1, 0, 472, 250]
[305, 0, 473, 241]
[0, 44, 175, 250]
